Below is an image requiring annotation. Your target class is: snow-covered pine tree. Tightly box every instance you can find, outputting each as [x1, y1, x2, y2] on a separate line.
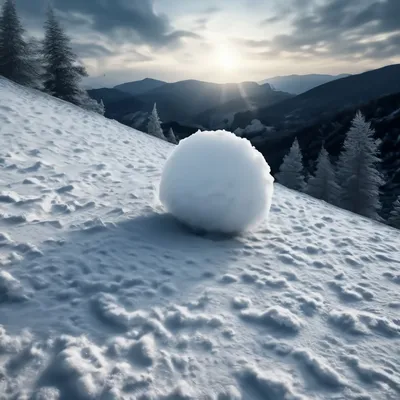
[388, 196, 400, 229]
[277, 138, 305, 191]
[80, 95, 105, 115]
[307, 146, 339, 204]
[0, 0, 37, 86]
[336, 111, 383, 220]
[42, 7, 87, 106]
[167, 127, 177, 144]
[147, 103, 166, 140]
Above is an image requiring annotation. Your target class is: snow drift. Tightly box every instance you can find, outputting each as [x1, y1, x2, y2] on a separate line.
[159, 130, 274, 234]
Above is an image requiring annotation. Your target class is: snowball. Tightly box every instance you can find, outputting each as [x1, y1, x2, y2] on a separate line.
[159, 130, 274, 234]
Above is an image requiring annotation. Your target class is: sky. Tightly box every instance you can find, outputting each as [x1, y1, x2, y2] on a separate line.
[15, 0, 400, 87]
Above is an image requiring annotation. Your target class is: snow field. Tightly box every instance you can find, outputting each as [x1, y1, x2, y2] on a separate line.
[0, 78, 399, 399]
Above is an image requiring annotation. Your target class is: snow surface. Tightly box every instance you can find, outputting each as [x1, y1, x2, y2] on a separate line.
[159, 130, 274, 234]
[0, 78, 400, 399]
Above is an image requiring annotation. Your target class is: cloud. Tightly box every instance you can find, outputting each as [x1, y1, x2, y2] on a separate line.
[260, 15, 283, 25]
[71, 43, 116, 59]
[202, 6, 221, 15]
[192, 5, 221, 31]
[17, 0, 199, 49]
[194, 17, 209, 30]
[260, 0, 315, 26]
[256, 0, 400, 61]
[235, 39, 270, 48]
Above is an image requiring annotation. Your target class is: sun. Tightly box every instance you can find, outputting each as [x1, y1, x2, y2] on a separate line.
[216, 47, 240, 71]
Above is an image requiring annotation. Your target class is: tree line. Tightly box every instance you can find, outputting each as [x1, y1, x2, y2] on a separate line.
[277, 111, 400, 229]
[0, 0, 104, 114]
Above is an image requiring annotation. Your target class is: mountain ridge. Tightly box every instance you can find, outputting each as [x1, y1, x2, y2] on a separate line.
[260, 73, 350, 94]
[114, 77, 167, 96]
[233, 64, 400, 130]
[94, 79, 292, 126]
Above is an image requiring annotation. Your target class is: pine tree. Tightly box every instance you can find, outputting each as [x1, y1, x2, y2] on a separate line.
[167, 127, 177, 144]
[147, 103, 166, 140]
[388, 196, 400, 229]
[26, 36, 43, 89]
[42, 7, 87, 105]
[0, 0, 37, 85]
[336, 111, 383, 220]
[80, 94, 105, 115]
[277, 138, 305, 191]
[307, 146, 339, 204]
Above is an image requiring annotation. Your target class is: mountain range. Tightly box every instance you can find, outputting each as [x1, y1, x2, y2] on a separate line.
[114, 78, 166, 96]
[89, 67, 400, 136]
[260, 73, 350, 94]
[88, 79, 293, 133]
[233, 64, 400, 131]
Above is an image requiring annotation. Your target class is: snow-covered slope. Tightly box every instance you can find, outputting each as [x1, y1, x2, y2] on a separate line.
[0, 78, 400, 400]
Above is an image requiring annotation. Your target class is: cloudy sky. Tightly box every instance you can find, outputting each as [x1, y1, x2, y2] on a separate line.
[16, 0, 400, 87]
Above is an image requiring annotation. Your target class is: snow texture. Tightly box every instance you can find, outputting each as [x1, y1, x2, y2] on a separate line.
[159, 130, 274, 234]
[0, 78, 400, 399]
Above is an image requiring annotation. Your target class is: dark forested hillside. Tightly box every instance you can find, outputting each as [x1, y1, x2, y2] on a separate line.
[87, 88, 132, 105]
[233, 64, 400, 131]
[257, 92, 400, 219]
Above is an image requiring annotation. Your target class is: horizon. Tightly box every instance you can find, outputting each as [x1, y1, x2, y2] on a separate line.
[14, 0, 400, 87]
[88, 71, 359, 90]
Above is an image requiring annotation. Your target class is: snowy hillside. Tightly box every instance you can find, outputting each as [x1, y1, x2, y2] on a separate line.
[0, 78, 400, 400]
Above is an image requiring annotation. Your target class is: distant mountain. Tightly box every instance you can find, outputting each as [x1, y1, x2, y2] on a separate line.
[95, 80, 291, 128]
[255, 91, 400, 220]
[88, 79, 291, 133]
[87, 88, 132, 105]
[260, 74, 350, 95]
[134, 80, 291, 124]
[102, 96, 145, 119]
[192, 86, 292, 129]
[114, 78, 166, 96]
[234, 64, 400, 131]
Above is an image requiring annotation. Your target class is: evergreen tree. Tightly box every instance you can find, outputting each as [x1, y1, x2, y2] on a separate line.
[42, 7, 87, 105]
[0, 0, 37, 85]
[307, 146, 339, 203]
[26, 36, 44, 89]
[147, 103, 166, 140]
[388, 196, 400, 229]
[81, 94, 105, 115]
[336, 111, 383, 220]
[167, 127, 177, 144]
[277, 138, 305, 191]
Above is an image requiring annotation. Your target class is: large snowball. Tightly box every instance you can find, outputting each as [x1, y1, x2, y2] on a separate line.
[159, 130, 274, 234]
